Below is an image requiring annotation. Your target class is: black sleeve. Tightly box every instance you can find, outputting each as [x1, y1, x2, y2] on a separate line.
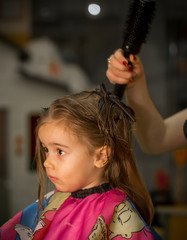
[184, 120, 187, 140]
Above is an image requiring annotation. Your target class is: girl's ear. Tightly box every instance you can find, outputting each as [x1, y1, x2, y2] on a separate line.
[94, 145, 110, 168]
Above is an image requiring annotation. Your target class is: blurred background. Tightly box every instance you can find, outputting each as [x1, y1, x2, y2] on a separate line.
[0, 0, 186, 239]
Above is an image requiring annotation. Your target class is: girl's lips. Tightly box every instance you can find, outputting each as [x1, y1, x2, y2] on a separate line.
[48, 175, 58, 182]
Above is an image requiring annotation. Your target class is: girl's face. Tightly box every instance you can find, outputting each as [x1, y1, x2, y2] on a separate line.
[38, 121, 105, 192]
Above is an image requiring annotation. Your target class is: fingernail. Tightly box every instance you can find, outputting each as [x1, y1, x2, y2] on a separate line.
[123, 61, 128, 66]
[128, 65, 133, 71]
[133, 55, 136, 61]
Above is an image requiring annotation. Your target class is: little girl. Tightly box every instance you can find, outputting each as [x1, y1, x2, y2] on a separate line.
[0, 84, 161, 240]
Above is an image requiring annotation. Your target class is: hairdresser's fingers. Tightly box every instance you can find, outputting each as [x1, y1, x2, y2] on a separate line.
[107, 53, 136, 84]
[111, 50, 139, 75]
[108, 53, 127, 72]
[107, 49, 145, 85]
[129, 54, 140, 67]
[114, 49, 141, 69]
[129, 54, 144, 77]
[106, 67, 134, 85]
[112, 49, 140, 67]
[113, 49, 128, 67]
[107, 61, 135, 79]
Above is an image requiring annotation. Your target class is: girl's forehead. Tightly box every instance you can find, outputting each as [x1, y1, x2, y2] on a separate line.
[41, 120, 69, 130]
[38, 121, 91, 151]
[39, 120, 76, 140]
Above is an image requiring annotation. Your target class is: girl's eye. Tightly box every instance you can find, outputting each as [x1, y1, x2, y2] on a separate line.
[57, 149, 65, 156]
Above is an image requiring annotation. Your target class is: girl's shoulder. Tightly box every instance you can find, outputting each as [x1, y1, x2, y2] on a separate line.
[104, 188, 162, 240]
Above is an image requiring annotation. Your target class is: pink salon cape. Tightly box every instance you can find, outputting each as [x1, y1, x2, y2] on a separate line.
[0, 183, 161, 240]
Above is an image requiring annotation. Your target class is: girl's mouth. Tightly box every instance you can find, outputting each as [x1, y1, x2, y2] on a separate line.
[48, 175, 58, 182]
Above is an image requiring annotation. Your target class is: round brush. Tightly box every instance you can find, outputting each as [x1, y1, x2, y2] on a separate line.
[113, 0, 156, 99]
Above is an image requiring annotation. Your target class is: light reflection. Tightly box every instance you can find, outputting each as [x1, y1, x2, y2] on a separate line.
[88, 3, 101, 16]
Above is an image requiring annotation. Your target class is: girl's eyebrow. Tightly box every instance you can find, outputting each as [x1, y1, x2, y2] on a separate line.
[39, 140, 70, 149]
[52, 143, 70, 149]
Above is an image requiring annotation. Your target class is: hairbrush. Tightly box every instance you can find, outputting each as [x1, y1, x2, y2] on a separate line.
[113, 0, 156, 99]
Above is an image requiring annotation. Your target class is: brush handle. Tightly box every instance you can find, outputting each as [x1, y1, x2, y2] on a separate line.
[113, 52, 132, 99]
[113, 0, 156, 99]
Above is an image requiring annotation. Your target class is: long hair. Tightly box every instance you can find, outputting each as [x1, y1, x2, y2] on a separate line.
[35, 84, 154, 225]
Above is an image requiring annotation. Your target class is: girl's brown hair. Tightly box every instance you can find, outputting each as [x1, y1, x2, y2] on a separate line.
[35, 84, 154, 225]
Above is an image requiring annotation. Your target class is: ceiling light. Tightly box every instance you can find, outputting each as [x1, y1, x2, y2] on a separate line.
[88, 3, 101, 16]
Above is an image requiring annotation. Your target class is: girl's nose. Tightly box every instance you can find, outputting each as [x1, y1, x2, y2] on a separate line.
[44, 154, 55, 170]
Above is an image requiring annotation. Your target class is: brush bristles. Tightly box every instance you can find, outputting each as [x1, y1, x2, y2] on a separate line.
[122, 0, 156, 54]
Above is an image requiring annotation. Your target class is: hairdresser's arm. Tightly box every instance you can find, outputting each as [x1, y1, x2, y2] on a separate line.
[106, 49, 187, 154]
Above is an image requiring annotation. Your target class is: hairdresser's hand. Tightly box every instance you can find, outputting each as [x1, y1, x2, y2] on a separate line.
[106, 48, 146, 89]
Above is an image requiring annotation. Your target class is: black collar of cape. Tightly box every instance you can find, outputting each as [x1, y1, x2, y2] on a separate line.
[71, 183, 113, 199]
